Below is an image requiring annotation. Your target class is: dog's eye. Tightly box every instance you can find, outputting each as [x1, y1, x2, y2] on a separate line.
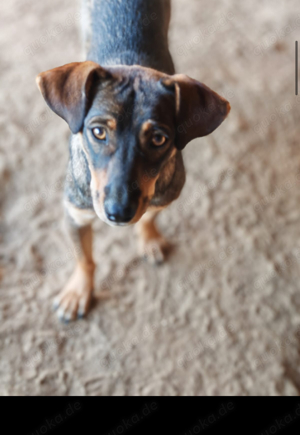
[92, 127, 107, 141]
[152, 133, 167, 147]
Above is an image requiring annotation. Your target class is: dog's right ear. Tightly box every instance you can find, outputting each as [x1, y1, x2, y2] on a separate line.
[36, 61, 112, 134]
[167, 74, 230, 150]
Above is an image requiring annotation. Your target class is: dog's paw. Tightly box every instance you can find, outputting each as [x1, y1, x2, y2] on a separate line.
[53, 265, 94, 322]
[138, 236, 170, 265]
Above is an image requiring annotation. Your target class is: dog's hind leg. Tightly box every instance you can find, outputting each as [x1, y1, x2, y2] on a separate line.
[53, 201, 96, 321]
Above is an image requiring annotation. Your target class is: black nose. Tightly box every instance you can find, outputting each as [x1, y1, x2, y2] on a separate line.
[104, 202, 137, 223]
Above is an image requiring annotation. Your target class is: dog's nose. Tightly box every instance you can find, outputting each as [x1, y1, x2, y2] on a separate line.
[104, 202, 137, 223]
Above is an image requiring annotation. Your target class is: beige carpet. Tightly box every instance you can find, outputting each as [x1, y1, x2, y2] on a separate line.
[1, 0, 300, 396]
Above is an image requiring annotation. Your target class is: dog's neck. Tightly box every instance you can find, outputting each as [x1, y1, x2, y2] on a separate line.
[82, 0, 175, 74]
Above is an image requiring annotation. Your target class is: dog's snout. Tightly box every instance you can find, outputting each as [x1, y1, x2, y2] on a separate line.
[105, 201, 137, 223]
[104, 184, 140, 224]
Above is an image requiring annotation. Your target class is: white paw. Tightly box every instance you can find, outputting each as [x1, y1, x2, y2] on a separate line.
[53, 266, 94, 322]
[138, 237, 170, 265]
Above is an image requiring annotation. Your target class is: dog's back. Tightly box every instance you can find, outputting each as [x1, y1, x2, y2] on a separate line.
[82, 0, 174, 74]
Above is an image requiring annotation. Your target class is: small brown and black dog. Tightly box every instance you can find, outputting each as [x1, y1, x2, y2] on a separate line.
[36, 0, 230, 321]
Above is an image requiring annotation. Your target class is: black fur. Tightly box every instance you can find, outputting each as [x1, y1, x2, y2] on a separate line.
[84, 0, 174, 74]
[65, 0, 185, 214]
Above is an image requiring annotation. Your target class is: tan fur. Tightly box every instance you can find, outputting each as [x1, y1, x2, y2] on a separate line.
[175, 82, 180, 115]
[54, 263, 94, 320]
[55, 211, 95, 320]
[135, 207, 168, 264]
[89, 167, 109, 223]
[75, 132, 111, 224]
[137, 207, 164, 239]
[129, 169, 160, 224]
[139, 173, 159, 199]
[107, 118, 117, 130]
[140, 120, 154, 134]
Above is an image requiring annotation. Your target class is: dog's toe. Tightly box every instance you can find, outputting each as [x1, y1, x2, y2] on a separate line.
[55, 295, 76, 322]
[55, 292, 89, 322]
[77, 310, 85, 320]
[139, 237, 170, 265]
[53, 267, 93, 321]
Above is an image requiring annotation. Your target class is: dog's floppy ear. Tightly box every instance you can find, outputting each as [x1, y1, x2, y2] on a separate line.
[36, 61, 111, 134]
[171, 74, 230, 150]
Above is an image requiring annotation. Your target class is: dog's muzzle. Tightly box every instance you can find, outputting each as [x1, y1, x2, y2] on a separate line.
[103, 184, 141, 224]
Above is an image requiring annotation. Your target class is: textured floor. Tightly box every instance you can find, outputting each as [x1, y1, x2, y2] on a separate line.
[1, 0, 300, 395]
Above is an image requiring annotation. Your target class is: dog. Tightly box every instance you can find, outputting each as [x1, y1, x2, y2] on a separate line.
[36, 0, 230, 321]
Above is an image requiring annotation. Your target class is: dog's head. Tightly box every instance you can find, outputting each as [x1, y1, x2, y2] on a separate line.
[36, 61, 230, 226]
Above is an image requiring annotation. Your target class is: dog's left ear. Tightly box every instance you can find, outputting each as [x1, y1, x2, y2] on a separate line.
[36, 61, 112, 134]
[170, 74, 230, 150]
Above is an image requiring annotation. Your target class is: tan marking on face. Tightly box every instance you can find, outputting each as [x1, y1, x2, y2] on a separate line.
[75, 133, 115, 226]
[140, 120, 153, 135]
[175, 82, 180, 115]
[139, 120, 173, 150]
[107, 119, 117, 130]
[169, 147, 177, 159]
[130, 146, 177, 224]
[89, 167, 107, 192]
[139, 173, 159, 198]
[161, 150, 177, 184]
[89, 167, 109, 222]
[64, 201, 96, 226]
[128, 171, 160, 224]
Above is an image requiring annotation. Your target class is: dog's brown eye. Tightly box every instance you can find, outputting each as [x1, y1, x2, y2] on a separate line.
[92, 127, 107, 141]
[152, 133, 167, 147]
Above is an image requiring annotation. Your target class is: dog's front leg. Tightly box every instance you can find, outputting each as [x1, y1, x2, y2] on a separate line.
[136, 208, 169, 265]
[53, 202, 96, 321]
